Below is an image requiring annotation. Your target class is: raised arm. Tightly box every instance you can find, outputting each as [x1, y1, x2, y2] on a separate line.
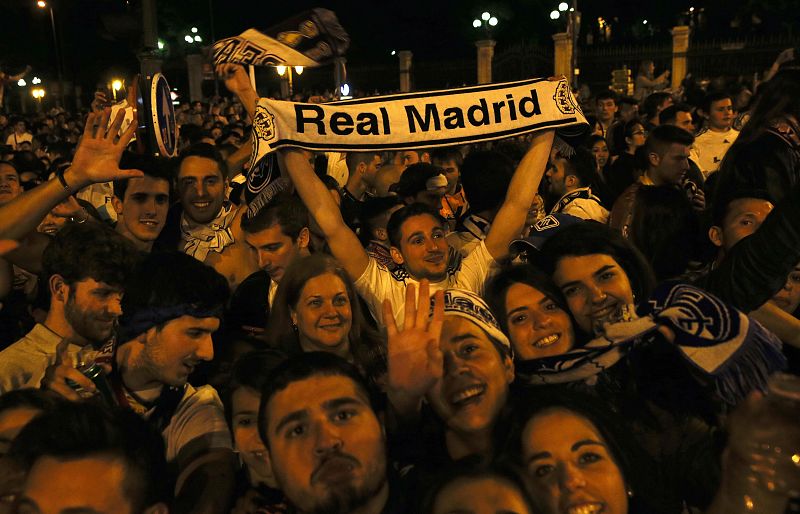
[484, 129, 555, 260]
[216, 64, 258, 121]
[279, 149, 370, 280]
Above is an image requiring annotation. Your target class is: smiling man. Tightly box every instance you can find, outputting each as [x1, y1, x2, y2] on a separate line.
[258, 352, 407, 514]
[176, 143, 258, 289]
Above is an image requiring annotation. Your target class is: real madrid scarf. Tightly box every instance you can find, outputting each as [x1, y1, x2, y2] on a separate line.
[180, 202, 237, 262]
[246, 77, 587, 169]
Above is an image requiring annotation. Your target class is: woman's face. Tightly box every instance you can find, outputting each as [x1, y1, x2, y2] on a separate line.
[291, 272, 353, 353]
[231, 386, 278, 488]
[591, 141, 609, 169]
[552, 254, 635, 334]
[504, 283, 575, 360]
[626, 124, 646, 150]
[432, 476, 534, 514]
[522, 408, 628, 514]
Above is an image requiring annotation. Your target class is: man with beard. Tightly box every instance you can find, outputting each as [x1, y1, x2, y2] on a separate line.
[545, 147, 609, 223]
[172, 143, 259, 289]
[258, 352, 406, 514]
[43, 251, 236, 514]
[0, 222, 137, 393]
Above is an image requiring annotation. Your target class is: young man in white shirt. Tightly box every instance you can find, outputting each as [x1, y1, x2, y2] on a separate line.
[690, 92, 739, 178]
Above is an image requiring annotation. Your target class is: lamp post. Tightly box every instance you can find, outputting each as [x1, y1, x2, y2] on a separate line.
[185, 29, 205, 102]
[276, 65, 303, 99]
[32, 87, 46, 112]
[35, 0, 64, 107]
[549, 0, 580, 87]
[472, 11, 499, 85]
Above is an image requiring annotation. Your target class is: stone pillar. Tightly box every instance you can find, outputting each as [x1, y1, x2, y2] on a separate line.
[475, 39, 496, 85]
[398, 50, 413, 92]
[186, 53, 204, 102]
[671, 26, 690, 90]
[552, 32, 573, 83]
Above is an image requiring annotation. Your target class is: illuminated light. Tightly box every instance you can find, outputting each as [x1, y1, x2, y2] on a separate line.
[32, 88, 45, 99]
[559, 2, 569, 11]
[550, 10, 560, 19]
[391, 50, 396, 55]
[481, 11, 490, 21]
[792, 454, 800, 465]
[643, 19, 648, 25]
[32, 77, 41, 84]
[194, 35, 202, 42]
[744, 495, 754, 510]
[17, 79, 26, 87]
[689, 6, 695, 11]
[489, 16, 498, 26]
[191, 27, 198, 33]
[112, 80, 123, 92]
[276, 65, 286, 76]
[473, 19, 482, 28]
[184, 35, 194, 43]
[294, 66, 304, 75]
[36, 0, 46, 7]
[569, 7, 574, 11]
[340, 83, 350, 97]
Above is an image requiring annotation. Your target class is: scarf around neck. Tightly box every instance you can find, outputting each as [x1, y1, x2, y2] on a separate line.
[180, 202, 237, 261]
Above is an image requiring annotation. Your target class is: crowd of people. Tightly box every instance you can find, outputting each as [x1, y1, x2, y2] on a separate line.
[0, 44, 798, 514]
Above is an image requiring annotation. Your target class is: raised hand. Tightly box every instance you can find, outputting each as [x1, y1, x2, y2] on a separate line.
[40, 338, 96, 401]
[65, 108, 142, 188]
[384, 280, 444, 415]
[216, 63, 253, 96]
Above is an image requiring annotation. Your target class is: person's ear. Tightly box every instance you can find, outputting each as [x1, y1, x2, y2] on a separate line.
[648, 152, 661, 168]
[297, 227, 310, 249]
[565, 175, 578, 188]
[503, 354, 515, 384]
[49, 274, 67, 302]
[290, 309, 298, 328]
[111, 196, 123, 216]
[357, 161, 367, 177]
[390, 246, 404, 266]
[708, 225, 724, 248]
[421, 152, 431, 163]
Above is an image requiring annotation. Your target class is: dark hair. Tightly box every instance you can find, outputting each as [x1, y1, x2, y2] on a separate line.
[257, 352, 378, 447]
[267, 254, 386, 385]
[113, 152, 174, 200]
[420, 461, 537, 514]
[642, 92, 672, 120]
[701, 91, 733, 115]
[644, 124, 694, 159]
[595, 90, 618, 104]
[507, 388, 678, 514]
[431, 147, 464, 168]
[345, 151, 381, 174]
[240, 192, 309, 240]
[178, 142, 228, 179]
[41, 223, 139, 287]
[460, 150, 513, 213]
[658, 103, 692, 126]
[0, 389, 61, 418]
[120, 251, 229, 337]
[709, 188, 773, 228]
[221, 349, 288, 427]
[629, 185, 699, 282]
[485, 264, 574, 339]
[538, 222, 656, 303]
[732, 69, 800, 147]
[387, 202, 446, 248]
[615, 119, 645, 154]
[359, 195, 404, 246]
[11, 151, 44, 174]
[638, 59, 655, 79]
[562, 146, 603, 189]
[0, 159, 18, 174]
[9, 402, 169, 512]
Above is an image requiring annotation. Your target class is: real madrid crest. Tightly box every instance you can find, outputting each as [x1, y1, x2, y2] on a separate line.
[553, 80, 579, 116]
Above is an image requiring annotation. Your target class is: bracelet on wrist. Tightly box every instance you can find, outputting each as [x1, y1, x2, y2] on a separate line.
[56, 169, 75, 195]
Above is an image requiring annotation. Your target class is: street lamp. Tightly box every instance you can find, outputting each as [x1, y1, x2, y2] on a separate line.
[35, 0, 64, 107]
[17, 79, 26, 87]
[472, 10, 499, 37]
[32, 77, 41, 84]
[111, 79, 123, 101]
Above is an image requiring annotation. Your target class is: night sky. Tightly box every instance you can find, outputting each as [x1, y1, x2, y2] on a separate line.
[1, 0, 797, 102]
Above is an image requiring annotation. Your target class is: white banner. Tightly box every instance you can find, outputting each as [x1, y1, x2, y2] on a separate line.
[248, 77, 587, 168]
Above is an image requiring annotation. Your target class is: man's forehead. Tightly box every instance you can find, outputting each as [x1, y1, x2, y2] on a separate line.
[726, 198, 774, 220]
[0, 164, 18, 177]
[268, 374, 370, 421]
[164, 314, 220, 331]
[401, 213, 443, 234]
[74, 277, 122, 292]
[178, 156, 223, 179]
[124, 175, 170, 196]
[245, 222, 291, 244]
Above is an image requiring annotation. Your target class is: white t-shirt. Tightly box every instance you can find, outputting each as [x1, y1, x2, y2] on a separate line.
[0, 324, 82, 394]
[355, 239, 496, 327]
[690, 128, 740, 178]
[552, 187, 609, 223]
[5, 132, 32, 150]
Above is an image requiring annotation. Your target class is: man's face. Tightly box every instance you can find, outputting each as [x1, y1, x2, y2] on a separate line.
[244, 224, 308, 284]
[398, 151, 428, 167]
[771, 265, 800, 314]
[619, 103, 638, 123]
[712, 198, 774, 251]
[0, 164, 21, 204]
[115, 176, 170, 245]
[433, 159, 460, 196]
[672, 111, 696, 133]
[140, 315, 219, 387]
[178, 156, 226, 224]
[427, 317, 513, 435]
[650, 143, 690, 185]
[546, 154, 569, 198]
[63, 278, 123, 345]
[392, 214, 449, 281]
[17, 455, 135, 514]
[362, 155, 383, 187]
[14, 122, 25, 134]
[264, 375, 387, 514]
[707, 98, 734, 131]
[231, 386, 277, 488]
[595, 99, 617, 123]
